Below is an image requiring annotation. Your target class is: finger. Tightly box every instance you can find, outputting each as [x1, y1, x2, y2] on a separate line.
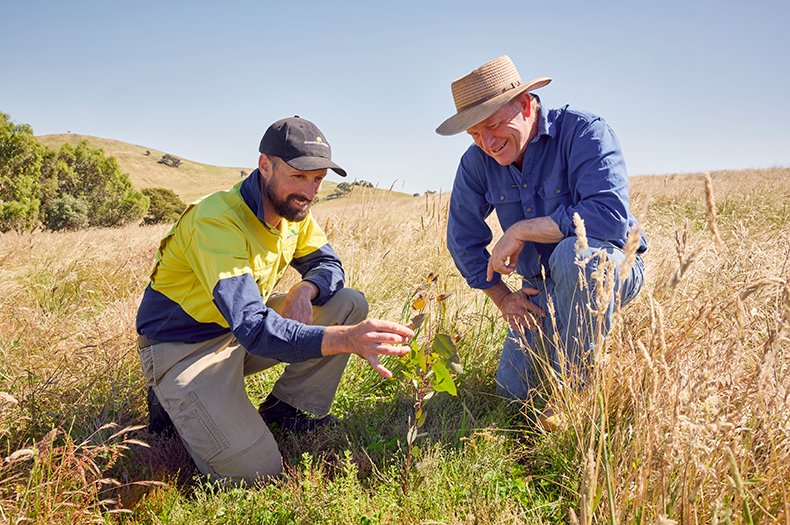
[504, 254, 518, 273]
[373, 344, 410, 357]
[517, 289, 546, 317]
[366, 332, 412, 346]
[366, 320, 414, 339]
[486, 259, 495, 282]
[526, 302, 546, 318]
[365, 355, 392, 379]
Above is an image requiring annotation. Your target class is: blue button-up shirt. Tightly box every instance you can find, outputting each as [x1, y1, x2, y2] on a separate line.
[447, 99, 647, 290]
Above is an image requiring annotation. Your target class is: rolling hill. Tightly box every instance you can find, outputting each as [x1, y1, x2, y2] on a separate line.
[35, 134, 401, 205]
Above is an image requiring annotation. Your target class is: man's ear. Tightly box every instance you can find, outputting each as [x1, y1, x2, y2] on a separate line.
[258, 154, 273, 179]
[520, 93, 532, 118]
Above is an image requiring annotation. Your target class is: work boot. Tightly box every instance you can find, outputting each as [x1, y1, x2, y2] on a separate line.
[536, 405, 565, 433]
[258, 393, 337, 433]
[147, 387, 175, 436]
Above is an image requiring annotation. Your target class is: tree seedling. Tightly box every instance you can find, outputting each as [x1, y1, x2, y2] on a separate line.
[400, 272, 462, 492]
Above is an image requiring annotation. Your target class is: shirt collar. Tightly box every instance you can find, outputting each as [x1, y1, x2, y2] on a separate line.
[533, 94, 554, 142]
[240, 169, 270, 226]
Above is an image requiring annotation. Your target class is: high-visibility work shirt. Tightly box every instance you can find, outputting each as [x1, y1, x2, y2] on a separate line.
[136, 170, 344, 363]
[447, 98, 647, 290]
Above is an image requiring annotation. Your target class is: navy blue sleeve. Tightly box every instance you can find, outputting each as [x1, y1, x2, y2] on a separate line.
[446, 150, 501, 290]
[212, 273, 326, 362]
[548, 115, 632, 244]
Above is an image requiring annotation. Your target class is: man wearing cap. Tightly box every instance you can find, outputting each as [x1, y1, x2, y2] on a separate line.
[437, 56, 647, 424]
[136, 116, 413, 482]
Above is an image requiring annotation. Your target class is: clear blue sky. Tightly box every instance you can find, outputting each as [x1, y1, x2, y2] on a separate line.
[2, 0, 788, 195]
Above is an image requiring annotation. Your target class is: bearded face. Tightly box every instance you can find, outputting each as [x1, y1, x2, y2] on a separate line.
[262, 172, 314, 223]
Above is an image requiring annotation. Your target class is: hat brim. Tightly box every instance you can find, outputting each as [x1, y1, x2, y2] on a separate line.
[283, 156, 347, 177]
[436, 77, 552, 136]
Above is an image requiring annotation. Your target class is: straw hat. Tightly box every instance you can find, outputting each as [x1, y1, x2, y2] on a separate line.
[436, 56, 551, 136]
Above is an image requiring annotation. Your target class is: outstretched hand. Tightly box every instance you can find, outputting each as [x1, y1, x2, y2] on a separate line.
[322, 319, 414, 378]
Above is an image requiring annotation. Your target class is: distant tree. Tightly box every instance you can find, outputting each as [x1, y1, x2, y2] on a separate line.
[0, 113, 43, 232]
[145, 150, 151, 156]
[159, 154, 181, 168]
[42, 195, 88, 231]
[40, 140, 149, 227]
[337, 182, 352, 193]
[240, 170, 247, 178]
[142, 187, 186, 225]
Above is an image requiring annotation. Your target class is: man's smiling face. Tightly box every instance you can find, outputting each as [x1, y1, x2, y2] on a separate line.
[261, 156, 326, 223]
[466, 95, 532, 168]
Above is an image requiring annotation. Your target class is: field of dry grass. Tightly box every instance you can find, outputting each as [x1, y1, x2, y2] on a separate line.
[0, 167, 788, 523]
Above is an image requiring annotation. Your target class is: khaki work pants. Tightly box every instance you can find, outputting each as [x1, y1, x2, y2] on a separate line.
[137, 288, 368, 483]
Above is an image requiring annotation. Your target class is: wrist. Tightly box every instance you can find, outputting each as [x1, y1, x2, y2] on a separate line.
[321, 325, 348, 356]
[483, 281, 511, 308]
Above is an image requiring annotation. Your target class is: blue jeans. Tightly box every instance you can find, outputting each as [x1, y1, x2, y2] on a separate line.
[496, 237, 645, 401]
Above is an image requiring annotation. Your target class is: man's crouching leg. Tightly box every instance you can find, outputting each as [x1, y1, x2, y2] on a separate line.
[140, 335, 285, 484]
[266, 288, 369, 417]
[548, 237, 643, 390]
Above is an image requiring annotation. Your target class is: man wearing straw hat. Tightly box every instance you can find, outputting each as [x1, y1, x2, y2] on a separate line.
[136, 116, 413, 482]
[437, 56, 647, 428]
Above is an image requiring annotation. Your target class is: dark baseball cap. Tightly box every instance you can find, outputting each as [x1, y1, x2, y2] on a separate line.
[259, 116, 347, 177]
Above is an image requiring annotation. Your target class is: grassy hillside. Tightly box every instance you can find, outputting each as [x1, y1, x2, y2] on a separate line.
[36, 134, 413, 206]
[1, 167, 788, 523]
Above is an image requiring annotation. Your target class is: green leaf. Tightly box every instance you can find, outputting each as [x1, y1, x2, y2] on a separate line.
[433, 334, 460, 361]
[416, 347, 427, 375]
[433, 333, 464, 374]
[432, 361, 457, 396]
[416, 408, 427, 428]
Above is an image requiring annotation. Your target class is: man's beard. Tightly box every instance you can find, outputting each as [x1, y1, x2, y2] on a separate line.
[262, 178, 314, 223]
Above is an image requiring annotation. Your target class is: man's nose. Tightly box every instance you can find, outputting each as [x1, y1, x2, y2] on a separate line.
[301, 182, 317, 200]
[481, 129, 497, 149]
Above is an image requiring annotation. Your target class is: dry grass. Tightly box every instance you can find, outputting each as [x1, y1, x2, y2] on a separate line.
[0, 166, 788, 523]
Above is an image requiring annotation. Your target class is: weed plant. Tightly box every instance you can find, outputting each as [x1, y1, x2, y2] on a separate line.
[0, 168, 788, 523]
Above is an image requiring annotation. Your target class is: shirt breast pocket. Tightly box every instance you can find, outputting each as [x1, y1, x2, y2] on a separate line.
[485, 186, 522, 206]
[485, 186, 524, 228]
[537, 180, 571, 201]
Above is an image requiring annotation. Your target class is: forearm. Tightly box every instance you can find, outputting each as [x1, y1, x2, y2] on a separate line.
[509, 216, 564, 244]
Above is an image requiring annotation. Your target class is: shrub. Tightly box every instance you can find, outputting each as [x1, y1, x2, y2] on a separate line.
[43, 195, 89, 231]
[142, 187, 186, 225]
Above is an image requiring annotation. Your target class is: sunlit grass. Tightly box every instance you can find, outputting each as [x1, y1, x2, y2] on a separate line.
[1, 167, 788, 523]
